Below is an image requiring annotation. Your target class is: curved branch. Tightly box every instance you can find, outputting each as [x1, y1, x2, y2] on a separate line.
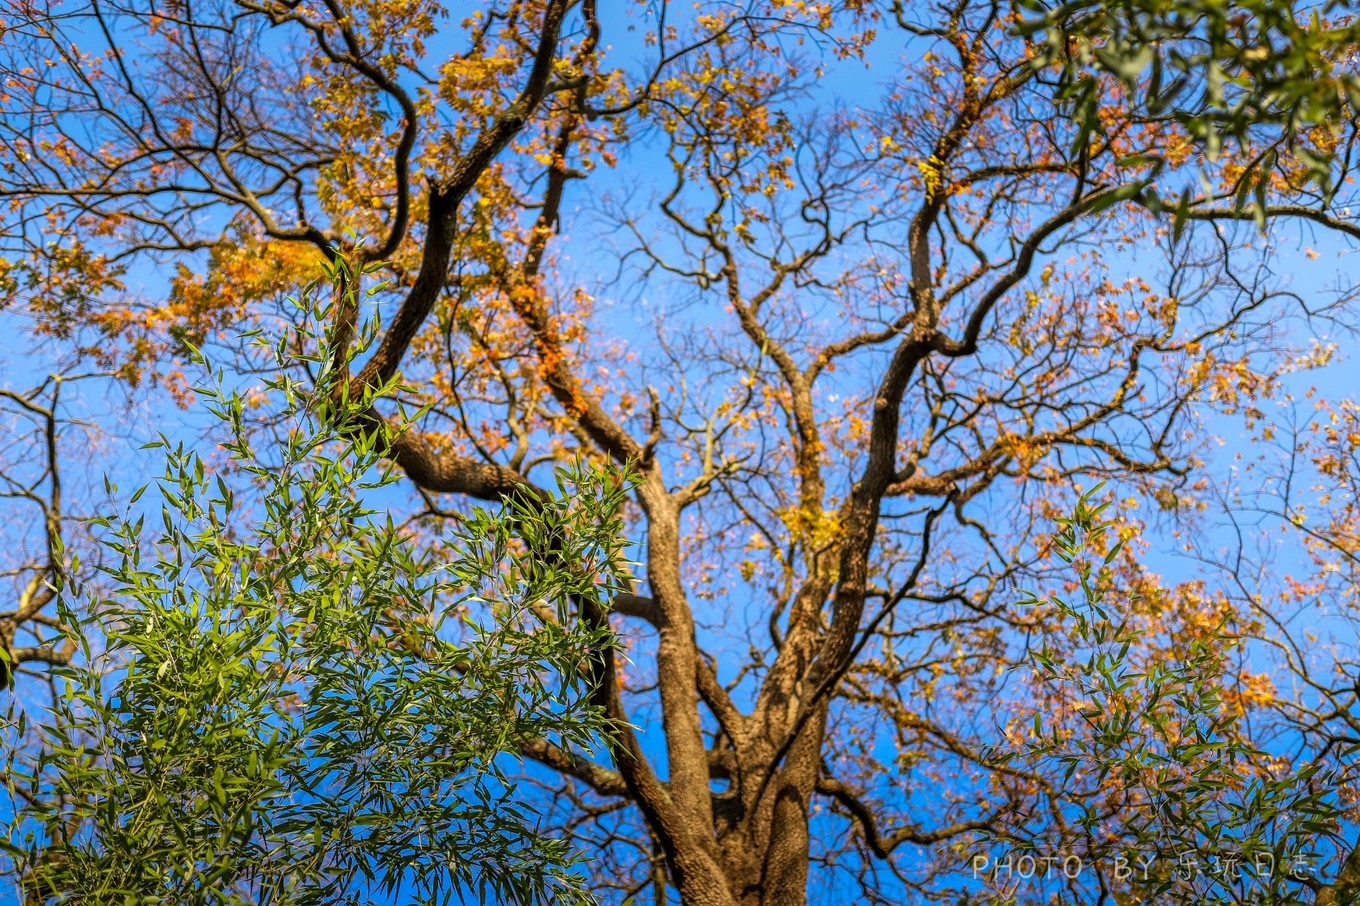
[815, 772, 993, 858]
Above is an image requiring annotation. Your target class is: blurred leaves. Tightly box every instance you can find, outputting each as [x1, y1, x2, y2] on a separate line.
[1019, 0, 1360, 202]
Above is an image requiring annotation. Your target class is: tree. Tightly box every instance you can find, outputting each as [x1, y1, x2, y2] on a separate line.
[4, 1, 1360, 904]
[3, 268, 629, 905]
[1004, 486, 1344, 906]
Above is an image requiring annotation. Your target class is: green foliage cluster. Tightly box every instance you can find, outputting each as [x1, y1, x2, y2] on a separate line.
[0, 268, 627, 905]
[995, 486, 1343, 905]
[1021, 0, 1360, 202]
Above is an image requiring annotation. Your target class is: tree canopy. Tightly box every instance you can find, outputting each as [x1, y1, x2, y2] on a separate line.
[3, 1, 1360, 904]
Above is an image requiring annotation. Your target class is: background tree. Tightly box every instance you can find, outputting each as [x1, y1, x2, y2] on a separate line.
[0, 373, 88, 692]
[4, 1, 1360, 904]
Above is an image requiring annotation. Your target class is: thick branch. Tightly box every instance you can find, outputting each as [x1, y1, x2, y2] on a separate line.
[351, 0, 571, 390]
